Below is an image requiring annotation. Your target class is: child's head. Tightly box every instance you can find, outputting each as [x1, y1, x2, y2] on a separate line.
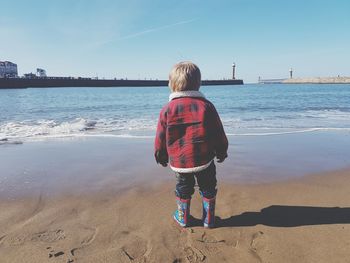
[169, 61, 201, 92]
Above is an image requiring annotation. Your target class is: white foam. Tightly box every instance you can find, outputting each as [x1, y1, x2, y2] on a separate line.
[0, 118, 158, 143]
[1, 114, 350, 144]
[0, 118, 96, 139]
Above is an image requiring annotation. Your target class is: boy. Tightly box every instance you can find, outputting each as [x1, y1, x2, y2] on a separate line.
[154, 61, 228, 228]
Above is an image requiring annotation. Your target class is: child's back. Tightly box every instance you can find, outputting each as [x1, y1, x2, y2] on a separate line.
[155, 62, 228, 228]
[156, 92, 228, 171]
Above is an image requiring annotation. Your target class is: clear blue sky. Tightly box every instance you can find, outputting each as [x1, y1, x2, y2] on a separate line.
[1, 0, 350, 83]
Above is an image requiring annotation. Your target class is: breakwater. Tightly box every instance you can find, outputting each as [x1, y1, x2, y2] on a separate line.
[259, 76, 350, 84]
[0, 78, 243, 89]
[283, 77, 350, 84]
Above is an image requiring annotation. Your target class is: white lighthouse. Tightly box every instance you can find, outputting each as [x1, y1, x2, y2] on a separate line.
[232, 63, 236, 80]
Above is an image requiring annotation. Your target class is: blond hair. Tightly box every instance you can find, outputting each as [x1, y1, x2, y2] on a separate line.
[168, 61, 201, 92]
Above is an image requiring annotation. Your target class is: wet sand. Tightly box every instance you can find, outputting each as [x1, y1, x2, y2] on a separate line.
[1, 130, 350, 198]
[1, 168, 350, 262]
[1, 133, 350, 262]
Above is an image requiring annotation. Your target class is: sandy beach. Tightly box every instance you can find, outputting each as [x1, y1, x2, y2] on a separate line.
[1, 136, 350, 262]
[0, 133, 350, 263]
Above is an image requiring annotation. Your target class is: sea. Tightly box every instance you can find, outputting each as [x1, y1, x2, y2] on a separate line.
[1, 84, 350, 143]
[1, 84, 350, 196]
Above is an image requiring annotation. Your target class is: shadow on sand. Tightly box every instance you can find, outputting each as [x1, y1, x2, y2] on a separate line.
[190, 205, 350, 228]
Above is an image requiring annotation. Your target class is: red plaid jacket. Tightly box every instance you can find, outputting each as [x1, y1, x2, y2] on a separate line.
[154, 91, 228, 172]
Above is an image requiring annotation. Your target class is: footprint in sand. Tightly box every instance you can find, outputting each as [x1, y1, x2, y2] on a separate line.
[195, 232, 225, 244]
[70, 226, 98, 257]
[1, 229, 65, 247]
[250, 231, 270, 262]
[119, 236, 149, 262]
[186, 230, 228, 256]
[2, 234, 27, 246]
[184, 246, 206, 262]
[178, 229, 207, 262]
[31, 229, 66, 243]
[250, 231, 266, 251]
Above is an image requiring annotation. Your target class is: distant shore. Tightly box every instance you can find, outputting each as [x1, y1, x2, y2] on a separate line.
[258, 76, 350, 84]
[283, 76, 350, 84]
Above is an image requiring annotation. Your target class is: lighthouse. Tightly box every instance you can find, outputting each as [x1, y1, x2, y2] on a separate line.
[289, 68, 293, 79]
[232, 63, 236, 80]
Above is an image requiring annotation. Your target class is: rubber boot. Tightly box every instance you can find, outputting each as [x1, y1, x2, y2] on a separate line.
[173, 197, 191, 227]
[202, 195, 216, 228]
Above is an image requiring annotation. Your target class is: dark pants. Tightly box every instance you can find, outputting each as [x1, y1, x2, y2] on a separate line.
[175, 162, 217, 199]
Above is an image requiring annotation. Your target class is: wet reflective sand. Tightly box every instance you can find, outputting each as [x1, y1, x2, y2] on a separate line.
[1, 130, 350, 198]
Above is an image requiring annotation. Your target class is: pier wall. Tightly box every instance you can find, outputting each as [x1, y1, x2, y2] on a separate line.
[0, 78, 243, 89]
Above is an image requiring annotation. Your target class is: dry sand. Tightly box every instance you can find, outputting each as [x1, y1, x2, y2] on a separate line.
[1, 169, 350, 263]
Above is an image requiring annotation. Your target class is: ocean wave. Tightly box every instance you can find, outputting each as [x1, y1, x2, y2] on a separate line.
[0, 138, 23, 145]
[226, 127, 350, 136]
[299, 109, 350, 120]
[1, 116, 350, 144]
[0, 118, 157, 143]
[0, 118, 97, 139]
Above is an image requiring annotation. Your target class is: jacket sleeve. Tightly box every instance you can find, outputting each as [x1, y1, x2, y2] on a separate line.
[154, 106, 168, 164]
[206, 103, 228, 159]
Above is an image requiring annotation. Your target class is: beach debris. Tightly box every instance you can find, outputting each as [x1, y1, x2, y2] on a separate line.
[122, 248, 134, 260]
[47, 246, 65, 259]
[54, 251, 64, 257]
[48, 250, 65, 258]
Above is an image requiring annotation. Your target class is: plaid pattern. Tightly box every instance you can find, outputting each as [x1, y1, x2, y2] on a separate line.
[155, 95, 228, 171]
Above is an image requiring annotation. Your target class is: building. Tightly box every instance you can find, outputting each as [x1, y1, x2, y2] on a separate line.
[0, 61, 18, 78]
[23, 73, 37, 79]
[36, 68, 47, 77]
